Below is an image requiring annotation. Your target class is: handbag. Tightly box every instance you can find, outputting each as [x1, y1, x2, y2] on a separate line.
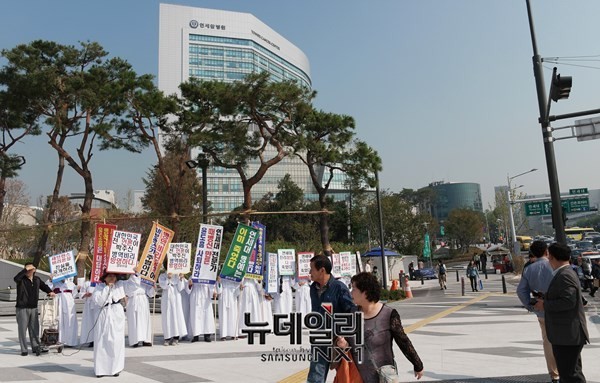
[332, 350, 364, 383]
[594, 279, 600, 288]
[478, 279, 484, 291]
[377, 364, 400, 383]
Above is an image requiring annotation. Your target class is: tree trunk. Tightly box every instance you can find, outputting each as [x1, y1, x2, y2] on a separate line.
[318, 193, 332, 256]
[76, 169, 93, 278]
[32, 152, 66, 267]
[0, 176, 6, 225]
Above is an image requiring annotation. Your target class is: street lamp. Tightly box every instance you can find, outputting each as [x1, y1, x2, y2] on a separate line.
[507, 168, 537, 259]
[185, 153, 210, 223]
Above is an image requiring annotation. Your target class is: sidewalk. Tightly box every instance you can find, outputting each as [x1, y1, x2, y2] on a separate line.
[0, 272, 598, 383]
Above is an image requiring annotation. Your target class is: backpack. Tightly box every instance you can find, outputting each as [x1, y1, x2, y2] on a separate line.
[440, 264, 446, 274]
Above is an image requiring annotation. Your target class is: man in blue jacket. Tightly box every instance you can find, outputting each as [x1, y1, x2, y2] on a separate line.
[307, 254, 355, 383]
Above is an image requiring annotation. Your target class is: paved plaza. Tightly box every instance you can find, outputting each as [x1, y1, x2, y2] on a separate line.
[1, 272, 599, 382]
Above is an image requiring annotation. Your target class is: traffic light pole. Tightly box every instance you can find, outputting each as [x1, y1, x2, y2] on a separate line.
[525, 0, 566, 244]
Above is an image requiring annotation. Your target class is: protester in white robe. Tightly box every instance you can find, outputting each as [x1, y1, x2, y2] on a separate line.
[124, 273, 155, 347]
[273, 276, 293, 315]
[238, 277, 262, 337]
[186, 280, 216, 342]
[179, 276, 191, 341]
[158, 273, 187, 345]
[46, 277, 78, 347]
[257, 280, 273, 332]
[78, 279, 97, 346]
[293, 278, 311, 318]
[216, 277, 239, 340]
[92, 272, 126, 377]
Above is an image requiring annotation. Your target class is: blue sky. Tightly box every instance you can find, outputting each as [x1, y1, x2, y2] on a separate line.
[2, 0, 600, 209]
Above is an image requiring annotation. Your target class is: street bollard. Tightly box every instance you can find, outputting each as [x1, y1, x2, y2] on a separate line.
[399, 272, 405, 290]
[456, 270, 459, 282]
[502, 275, 507, 294]
[421, 275, 424, 285]
[461, 277, 465, 296]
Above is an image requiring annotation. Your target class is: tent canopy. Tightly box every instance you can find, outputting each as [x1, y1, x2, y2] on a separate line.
[362, 247, 401, 257]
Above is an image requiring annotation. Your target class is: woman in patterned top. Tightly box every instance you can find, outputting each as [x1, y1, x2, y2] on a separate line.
[336, 272, 424, 383]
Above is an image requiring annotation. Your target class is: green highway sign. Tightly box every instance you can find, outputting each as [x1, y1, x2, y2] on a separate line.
[569, 188, 588, 195]
[524, 197, 590, 216]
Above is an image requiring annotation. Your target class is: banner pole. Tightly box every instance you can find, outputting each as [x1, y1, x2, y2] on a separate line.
[212, 283, 219, 341]
[152, 291, 156, 346]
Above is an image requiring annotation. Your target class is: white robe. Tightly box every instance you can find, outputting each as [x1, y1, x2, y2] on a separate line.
[257, 282, 273, 332]
[78, 281, 98, 344]
[92, 281, 126, 376]
[216, 279, 239, 338]
[124, 274, 155, 345]
[158, 274, 187, 339]
[47, 279, 79, 346]
[273, 276, 293, 315]
[186, 282, 216, 336]
[180, 278, 191, 339]
[238, 278, 262, 336]
[293, 279, 312, 318]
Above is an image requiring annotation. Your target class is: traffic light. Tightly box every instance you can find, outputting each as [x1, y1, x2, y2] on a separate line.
[550, 67, 572, 102]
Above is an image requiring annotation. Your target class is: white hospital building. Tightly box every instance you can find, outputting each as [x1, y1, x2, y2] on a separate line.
[159, 4, 351, 213]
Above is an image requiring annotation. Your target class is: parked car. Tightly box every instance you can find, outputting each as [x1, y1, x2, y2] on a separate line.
[413, 267, 437, 280]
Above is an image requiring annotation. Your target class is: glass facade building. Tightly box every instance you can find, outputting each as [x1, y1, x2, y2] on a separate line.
[159, 5, 343, 212]
[426, 181, 483, 222]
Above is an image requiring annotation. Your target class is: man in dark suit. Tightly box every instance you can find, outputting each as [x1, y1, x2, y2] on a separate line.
[534, 243, 589, 382]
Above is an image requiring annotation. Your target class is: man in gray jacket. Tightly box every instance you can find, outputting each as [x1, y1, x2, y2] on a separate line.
[534, 243, 589, 383]
[516, 241, 558, 383]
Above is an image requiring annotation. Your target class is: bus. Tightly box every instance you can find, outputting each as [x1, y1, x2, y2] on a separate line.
[565, 227, 595, 241]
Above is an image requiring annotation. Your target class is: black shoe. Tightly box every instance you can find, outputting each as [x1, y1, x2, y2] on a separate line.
[21, 352, 28, 356]
[142, 342, 152, 347]
[551, 379, 560, 383]
[88, 342, 94, 348]
[583, 299, 588, 306]
[191, 336, 199, 343]
[444, 286, 447, 289]
[590, 293, 595, 297]
[204, 334, 213, 342]
[132, 343, 139, 348]
[113, 373, 120, 377]
[34, 347, 41, 356]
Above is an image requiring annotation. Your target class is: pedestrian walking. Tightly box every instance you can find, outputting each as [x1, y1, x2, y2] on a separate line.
[13, 263, 55, 356]
[516, 241, 559, 383]
[437, 260, 447, 290]
[307, 254, 355, 383]
[467, 261, 479, 292]
[534, 243, 589, 382]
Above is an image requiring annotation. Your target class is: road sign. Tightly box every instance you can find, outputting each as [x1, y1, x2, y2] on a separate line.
[524, 197, 589, 216]
[569, 188, 588, 195]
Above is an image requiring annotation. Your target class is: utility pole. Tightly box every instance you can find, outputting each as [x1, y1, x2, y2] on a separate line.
[525, 0, 566, 244]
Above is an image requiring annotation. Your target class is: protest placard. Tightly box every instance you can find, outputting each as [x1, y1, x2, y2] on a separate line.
[297, 252, 313, 280]
[191, 224, 223, 284]
[49, 250, 77, 282]
[339, 251, 353, 277]
[265, 252, 279, 294]
[136, 222, 174, 284]
[245, 222, 266, 281]
[220, 223, 259, 282]
[331, 253, 341, 278]
[106, 230, 141, 274]
[91, 223, 117, 283]
[277, 249, 295, 276]
[167, 242, 191, 274]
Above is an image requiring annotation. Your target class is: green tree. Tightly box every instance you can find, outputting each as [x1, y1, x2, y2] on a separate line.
[445, 208, 484, 252]
[179, 72, 315, 221]
[362, 191, 433, 255]
[0, 56, 42, 223]
[2, 40, 149, 275]
[141, 146, 203, 241]
[292, 109, 381, 255]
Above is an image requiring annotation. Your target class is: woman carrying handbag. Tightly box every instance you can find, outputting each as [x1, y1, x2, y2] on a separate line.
[335, 272, 424, 383]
